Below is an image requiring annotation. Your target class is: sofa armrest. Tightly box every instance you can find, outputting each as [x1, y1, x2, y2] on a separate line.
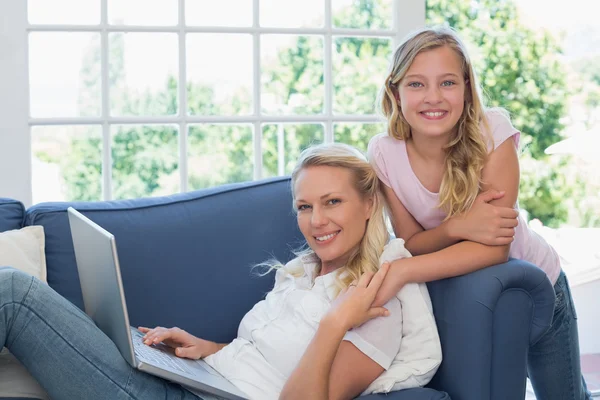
[425, 259, 555, 400]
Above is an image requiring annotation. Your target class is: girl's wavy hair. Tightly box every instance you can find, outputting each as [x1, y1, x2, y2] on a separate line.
[378, 25, 490, 218]
[256, 143, 388, 297]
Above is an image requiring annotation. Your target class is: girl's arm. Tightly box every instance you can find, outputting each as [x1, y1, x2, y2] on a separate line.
[383, 184, 517, 256]
[381, 183, 458, 255]
[374, 139, 520, 306]
[280, 266, 392, 400]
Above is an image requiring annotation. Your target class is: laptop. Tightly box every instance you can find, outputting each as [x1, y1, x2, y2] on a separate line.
[67, 207, 248, 400]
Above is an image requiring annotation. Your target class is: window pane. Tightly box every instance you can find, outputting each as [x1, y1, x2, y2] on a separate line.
[333, 37, 391, 114]
[262, 35, 324, 115]
[111, 125, 179, 200]
[334, 122, 385, 153]
[187, 34, 252, 116]
[31, 125, 102, 203]
[188, 125, 253, 189]
[109, 0, 178, 25]
[29, 33, 101, 118]
[109, 33, 178, 116]
[260, 0, 324, 28]
[28, 0, 100, 25]
[332, 0, 392, 30]
[186, 0, 252, 27]
[262, 124, 323, 177]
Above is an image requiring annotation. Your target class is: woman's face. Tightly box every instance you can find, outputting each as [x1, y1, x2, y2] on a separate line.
[398, 45, 466, 140]
[294, 165, 373, 274]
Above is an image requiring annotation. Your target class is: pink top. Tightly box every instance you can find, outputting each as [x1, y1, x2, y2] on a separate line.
[368, 109, 561, 284]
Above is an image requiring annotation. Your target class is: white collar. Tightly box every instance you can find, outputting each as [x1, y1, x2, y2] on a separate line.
[299, 253, 349, 301]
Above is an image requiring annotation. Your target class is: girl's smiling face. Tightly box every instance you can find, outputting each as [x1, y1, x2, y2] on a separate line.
[294, 165, 373, 274]
[398, 45, 467, 141]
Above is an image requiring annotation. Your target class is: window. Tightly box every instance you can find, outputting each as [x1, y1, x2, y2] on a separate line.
[0, 0, 425, 205]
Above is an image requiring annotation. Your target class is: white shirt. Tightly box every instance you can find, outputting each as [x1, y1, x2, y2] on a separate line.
[198, 254, 403, 400]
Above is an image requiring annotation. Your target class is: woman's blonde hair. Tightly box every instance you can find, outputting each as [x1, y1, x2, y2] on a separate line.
[378, 25, 490, 218]
[259, 143, 388, 297]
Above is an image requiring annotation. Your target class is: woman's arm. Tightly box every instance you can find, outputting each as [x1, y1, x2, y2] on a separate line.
[280, 266, 392, 400]
[374, 139, 520, 306]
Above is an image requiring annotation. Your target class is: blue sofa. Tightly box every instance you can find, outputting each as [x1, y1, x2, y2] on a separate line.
[0, 177, 555, 400]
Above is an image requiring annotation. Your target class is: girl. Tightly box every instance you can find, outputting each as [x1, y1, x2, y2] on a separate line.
[368, 26, 591, 400]
[0, 143, 408, 400]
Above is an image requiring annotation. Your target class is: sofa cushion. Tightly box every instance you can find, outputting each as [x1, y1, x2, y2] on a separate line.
[0, 199, 24, 232]
[24, 177, 305, 343]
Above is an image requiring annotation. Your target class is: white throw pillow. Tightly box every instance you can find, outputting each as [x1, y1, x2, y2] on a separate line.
[0, 226, 47, 282]
[0, 226, 50, 400]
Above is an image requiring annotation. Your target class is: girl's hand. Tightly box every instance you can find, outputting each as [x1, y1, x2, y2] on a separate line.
[326, 263, 391, 331]
[137, 326, 218, 359]
[449, 189, 519, 246]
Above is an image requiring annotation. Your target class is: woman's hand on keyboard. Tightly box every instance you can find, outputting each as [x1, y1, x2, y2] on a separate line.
[138, 326, 224, 359]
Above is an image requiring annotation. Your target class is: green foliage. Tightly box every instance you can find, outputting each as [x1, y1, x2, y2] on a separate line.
[332, 0, 392, 30]
[188, 124, 254, 190]
[334, 123, 385, 153]
[62, 136, 102, 202]
[262, 35, 324, 115]
[573, 56, 600, 130]
[576, 56, 600, 86]
[517, 156, 570, 226]
[333, 37, 391, 115]
[262, 124, 324, 177]
[427, 0, 570, 226]
[111, 124, 179, 200]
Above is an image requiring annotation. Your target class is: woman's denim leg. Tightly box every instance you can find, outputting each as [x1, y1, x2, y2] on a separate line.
[0, 267, 200, 400]
[527, 270, 592, 400]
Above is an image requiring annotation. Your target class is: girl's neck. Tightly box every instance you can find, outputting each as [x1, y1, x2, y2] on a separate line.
[408, 133, 448, 164]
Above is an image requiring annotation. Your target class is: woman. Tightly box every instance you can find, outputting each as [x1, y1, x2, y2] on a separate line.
[0, 143, 403, 400]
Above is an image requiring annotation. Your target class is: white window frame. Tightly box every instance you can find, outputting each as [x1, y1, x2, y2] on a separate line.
[0, 0, 425, 207]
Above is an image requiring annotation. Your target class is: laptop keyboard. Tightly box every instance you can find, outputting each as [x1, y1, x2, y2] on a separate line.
[133, 336, 194, 375]
[130, 329, 237, 400]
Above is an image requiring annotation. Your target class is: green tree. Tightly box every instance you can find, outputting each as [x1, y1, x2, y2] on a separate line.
[427, 0, 571, 226]
[62, 34, 253, 200]
[573, 56, 600, 130]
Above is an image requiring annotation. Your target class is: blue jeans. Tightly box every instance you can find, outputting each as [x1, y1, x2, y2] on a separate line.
[528, 270, 592, 400]
[0, 267, 203, 400]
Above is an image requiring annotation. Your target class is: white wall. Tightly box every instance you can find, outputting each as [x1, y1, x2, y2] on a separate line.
[0, 0, 31, 206]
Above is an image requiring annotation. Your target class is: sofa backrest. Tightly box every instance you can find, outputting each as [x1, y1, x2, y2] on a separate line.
[0, 198, 25, 232]
[24, 177, 305, 343]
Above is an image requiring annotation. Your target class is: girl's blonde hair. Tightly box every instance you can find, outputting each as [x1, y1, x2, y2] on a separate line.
[378, 26, 490, 218]
[260, 143, 388, 297]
